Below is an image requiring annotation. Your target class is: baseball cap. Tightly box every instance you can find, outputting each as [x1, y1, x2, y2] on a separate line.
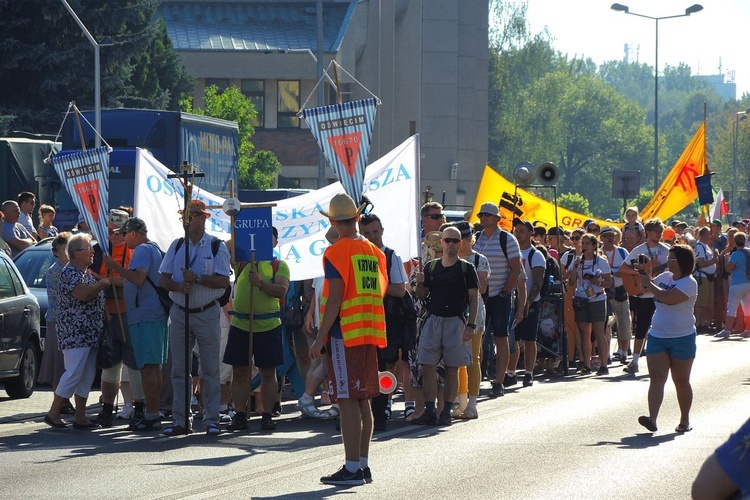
[662, 227, 676, 240]
[453, 221, 473, 239]
[108, 209, 129, 228]
[119, 217, 147, 234]
[711, 219, 723, 227]
[512, 218, 533, 231]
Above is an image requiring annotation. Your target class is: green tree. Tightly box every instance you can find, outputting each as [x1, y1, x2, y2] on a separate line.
[0, 0, 193, 133]
[183, 86, 281, 190]
[557, 192, 590, 215]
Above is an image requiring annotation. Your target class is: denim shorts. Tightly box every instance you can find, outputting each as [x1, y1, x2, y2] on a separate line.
[646, 332, 696, 360]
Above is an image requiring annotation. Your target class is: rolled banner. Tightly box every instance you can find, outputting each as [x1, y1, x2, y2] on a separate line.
[378, 371, 397, 394]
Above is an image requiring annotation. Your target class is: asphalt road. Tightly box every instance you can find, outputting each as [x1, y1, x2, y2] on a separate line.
[0, 334, 747, 499]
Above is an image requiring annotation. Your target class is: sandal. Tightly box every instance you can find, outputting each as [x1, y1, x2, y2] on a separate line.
[205, 423, 221, 436]
[163, 424, 192, 437]
[403, 406, 415, 420]
[675, 423, 693, 433]
[638, 415, 657, 432]
[457, 407, 478, 420]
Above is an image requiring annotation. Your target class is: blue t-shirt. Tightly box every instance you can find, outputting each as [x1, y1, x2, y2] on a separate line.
[125, 241, 167, 324]
[323, 257, 343, 339]
[729, 249, 750, 286]
[715, 417, 750, 496]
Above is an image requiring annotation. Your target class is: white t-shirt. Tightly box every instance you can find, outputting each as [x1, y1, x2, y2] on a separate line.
[626, 242, 670, 299]
[693, 241, 716, 276]
[649, 272, 698, 338]
[521, 246, 546, 303]
[566, 254, 612, 302]
[602, 246, 629, 287]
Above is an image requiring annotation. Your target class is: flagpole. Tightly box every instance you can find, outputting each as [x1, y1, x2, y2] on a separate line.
[414, 134, 422, 263]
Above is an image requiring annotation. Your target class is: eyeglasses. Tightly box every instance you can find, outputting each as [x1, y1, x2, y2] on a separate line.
[423, 214, 444, 220]
[570, 236, 581, 241]
[442, 238, 461, 244]
[75, 247, 92, 252]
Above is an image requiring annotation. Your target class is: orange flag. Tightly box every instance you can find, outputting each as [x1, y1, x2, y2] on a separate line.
[639, 123, 706, 221]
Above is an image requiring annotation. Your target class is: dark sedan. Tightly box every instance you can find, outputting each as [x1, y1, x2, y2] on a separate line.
[12, 239, 54, 347]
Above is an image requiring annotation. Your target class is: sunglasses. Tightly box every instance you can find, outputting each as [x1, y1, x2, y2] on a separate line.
[588, 228, 600, 232]
[442, 238, 461, 244]
[423, 214, 444, 220]
[477, 212, 497, 218]
[570, 236, 581, 241]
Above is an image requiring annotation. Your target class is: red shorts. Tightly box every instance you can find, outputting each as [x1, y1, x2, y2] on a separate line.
[326, 337, 379, 400]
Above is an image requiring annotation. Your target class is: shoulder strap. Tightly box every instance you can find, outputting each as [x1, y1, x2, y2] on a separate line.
[498, 230, 508, 260]
[617, 247, 628, 260]
[175, 237, 185, 254]
[211, 237, 220, 257]
[474, 252, 480, 268]
[527, 245, 537, 266]
[384, 247, 394, 285]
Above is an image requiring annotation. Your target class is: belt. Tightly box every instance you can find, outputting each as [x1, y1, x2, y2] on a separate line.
[231, 311, 281, 320]
[176, 301, 216, 314]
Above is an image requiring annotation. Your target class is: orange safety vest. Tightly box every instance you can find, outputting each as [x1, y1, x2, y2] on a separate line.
[321, 237, 387, 348]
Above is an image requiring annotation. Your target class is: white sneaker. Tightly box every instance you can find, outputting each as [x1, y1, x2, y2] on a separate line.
[116, 403, 134, 420]
[714, 330, 731, 339]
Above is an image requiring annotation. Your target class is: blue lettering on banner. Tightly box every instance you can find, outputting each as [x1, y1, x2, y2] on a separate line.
[363, 164, 411, 194]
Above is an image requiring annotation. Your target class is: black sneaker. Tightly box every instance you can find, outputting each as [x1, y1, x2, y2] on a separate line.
[490, 382, 505, 398]
[96, 412, 114, 428]
[503, 373, 518, 387]
[596, 366, 610, 376]
[320, 465, 365, 486]
[362, 466, 372, 484]
[227, 412, 249, 431]
[271, 401, 282, 417]
[437, 413, 452, 426]
[523, 373, 533, 387]
[411, 412, 437, 425]
[261, 413, 276, 431]
[132, 417, 162, 432]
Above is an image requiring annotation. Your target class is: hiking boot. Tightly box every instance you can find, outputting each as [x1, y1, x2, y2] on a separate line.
[320, 465, 365, 486]
[227, 411, 249, 431]
[523, 373, 533, 387]
[490, 382, 505, 397]
[411, 412, 437, 426]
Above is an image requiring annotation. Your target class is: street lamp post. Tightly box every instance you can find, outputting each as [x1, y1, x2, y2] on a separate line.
[733, 107, 750, 216]
[611, 3, 703, 192]
[61, 0, 103, 148]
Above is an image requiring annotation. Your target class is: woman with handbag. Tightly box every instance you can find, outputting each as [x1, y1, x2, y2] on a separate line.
[636, 244, 698, 434]
[566, 234, 612, 375]
[43, 232, 110, 429]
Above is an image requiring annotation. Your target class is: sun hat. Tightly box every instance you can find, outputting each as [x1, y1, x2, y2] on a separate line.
[179, 199, 211, 218]
[319, 193, 366, 221]
[477, 202, 500, 217]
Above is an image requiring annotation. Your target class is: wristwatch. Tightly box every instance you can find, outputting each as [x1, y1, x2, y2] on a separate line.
[467, 323, 476, 329]
[196, 275, 202, 284]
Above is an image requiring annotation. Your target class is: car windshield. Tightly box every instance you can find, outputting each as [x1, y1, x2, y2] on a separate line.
[13, 247, 55, 289]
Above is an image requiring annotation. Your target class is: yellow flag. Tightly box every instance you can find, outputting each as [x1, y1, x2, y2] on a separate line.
[470, 166, 613, 230]
[639, 123, 706, 221]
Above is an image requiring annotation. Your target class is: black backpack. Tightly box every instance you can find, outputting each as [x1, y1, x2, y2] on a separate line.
[140, 242, 173, 315]
[533, 245, 563, 297]
[175, 237, 232, 306]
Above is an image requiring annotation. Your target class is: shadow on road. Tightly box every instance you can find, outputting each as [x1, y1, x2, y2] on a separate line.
[590, 432, 678, 449]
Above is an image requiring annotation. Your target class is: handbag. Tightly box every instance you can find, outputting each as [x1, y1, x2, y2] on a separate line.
[613, 285, 628, 302]
[97, 317, 124, 369]
[572, 296, 588, 310]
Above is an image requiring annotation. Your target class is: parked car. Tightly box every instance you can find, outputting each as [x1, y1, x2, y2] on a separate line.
[12, 239, 54, 347]
[0, 249, 42, 398]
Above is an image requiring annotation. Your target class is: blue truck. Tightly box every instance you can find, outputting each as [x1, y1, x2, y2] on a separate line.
[57, 108, 239, 227]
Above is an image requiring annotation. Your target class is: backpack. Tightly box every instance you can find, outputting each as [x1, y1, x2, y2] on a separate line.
[743, 248, 750, 280]
[141, 242, 173, 314]
[532, 245, 563, 297]
[474, 228, 508, 260]
[426, 258, 475, 313]
[175, 236, 233, 306]
[282, 280, 304, 328]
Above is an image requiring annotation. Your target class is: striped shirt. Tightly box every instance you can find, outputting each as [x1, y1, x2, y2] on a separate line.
[159, 233, 231, 308]
[474, 228, 521, 297]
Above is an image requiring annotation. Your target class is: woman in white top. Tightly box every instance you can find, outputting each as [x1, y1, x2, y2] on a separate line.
[567, 234, 612, 375]
[636, 244, 698, 434]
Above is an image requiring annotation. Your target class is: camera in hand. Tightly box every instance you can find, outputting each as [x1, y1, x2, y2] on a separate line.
[583, 273, 596, 280]
[638, 254, 648, 264]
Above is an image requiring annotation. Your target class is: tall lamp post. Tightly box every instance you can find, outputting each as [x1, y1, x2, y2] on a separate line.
[733, 107, 750, 217]
[61, 0, 104, 148]
[611, 3, 703, 192]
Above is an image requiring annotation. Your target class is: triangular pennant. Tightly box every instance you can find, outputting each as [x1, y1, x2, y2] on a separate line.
[50, 147, 110, 255]
[301, 98, 378, 204]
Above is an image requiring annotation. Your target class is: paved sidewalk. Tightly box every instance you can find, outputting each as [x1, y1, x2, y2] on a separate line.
[0, 385, 103, 425]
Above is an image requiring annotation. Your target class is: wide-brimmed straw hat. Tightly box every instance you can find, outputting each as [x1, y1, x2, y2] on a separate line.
[178, 200, 211, 218]
[319, 193, 366, 221]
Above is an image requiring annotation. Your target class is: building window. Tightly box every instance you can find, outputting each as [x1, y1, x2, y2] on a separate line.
[204, 78, 229, 93]
[241, 79, 265, 128]
[277, 80, 300, 128]
[278, 176, 301, 188]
